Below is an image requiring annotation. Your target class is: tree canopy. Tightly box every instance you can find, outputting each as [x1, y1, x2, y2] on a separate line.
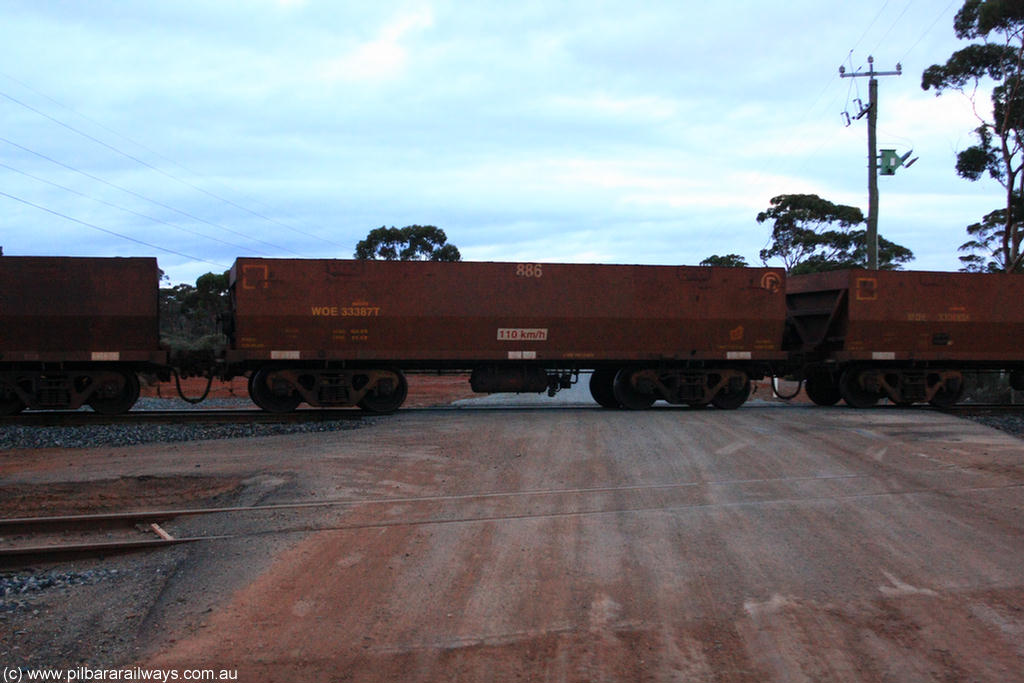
[354, 225, 461, 261]
[160, 270, 230, 351]
[699, 254, 749, 267]
[756, 194, 913, 274]
[922, 0, 1024, 272]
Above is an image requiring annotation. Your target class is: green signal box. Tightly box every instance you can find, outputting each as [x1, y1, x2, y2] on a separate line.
[879, 149, 916, 176]
[880, 149, 900, 175]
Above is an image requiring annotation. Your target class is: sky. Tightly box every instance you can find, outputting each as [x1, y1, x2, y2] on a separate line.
[0, 0, 1001, 284]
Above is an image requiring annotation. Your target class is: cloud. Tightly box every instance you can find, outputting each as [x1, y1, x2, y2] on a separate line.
[0, 1, 1006, 281]
[544, 93, 680, 122]
[318, 6, 434, 83]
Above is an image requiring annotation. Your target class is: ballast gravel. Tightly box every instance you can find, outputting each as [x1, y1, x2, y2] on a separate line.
[961, 413, 1024, 438]
[0, 398, 373, 450]
[1, 569, 128, 612]
[0, 420, 371, 450]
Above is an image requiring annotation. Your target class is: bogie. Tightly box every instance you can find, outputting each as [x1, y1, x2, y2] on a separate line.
[247, 366, 409, 413]
[0, 368, 141, 414]
[606, 367, 754, 410]
[837, 366, 965, 408]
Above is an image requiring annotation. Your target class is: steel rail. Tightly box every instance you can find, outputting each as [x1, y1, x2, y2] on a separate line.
[0, 408, 367, 426]
[8, 479, 1024, 567]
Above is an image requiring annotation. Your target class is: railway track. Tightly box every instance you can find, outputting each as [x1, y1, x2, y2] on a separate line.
[7, 459, 1024, 568]
[0, 408, 367, 427]
[0, 511, 206, 567]
[0, 479, 828, 567]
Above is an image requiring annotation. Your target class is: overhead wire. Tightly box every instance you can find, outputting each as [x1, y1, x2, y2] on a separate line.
[0, 161, 268, 255]
[850, 0, 892, 56]
[872, 1, 961, 152]
[869, 0, 917, 57]
[753, 0, 966, 259]
[753, 1, 920, 245]
[0, 190, 228, 268]
[761, 1, 906, 182]
[799, 0, 956, 176]
[0, 135, 304, 256]
[899, 0, 960, 66]
[0, 82, 348, 250]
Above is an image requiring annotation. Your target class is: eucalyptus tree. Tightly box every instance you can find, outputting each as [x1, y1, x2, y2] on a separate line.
[756, 194, 913, 274]
[922, 0, 1024, 272]
[354, 225, 461, 261]
[699, 254, 749, 267]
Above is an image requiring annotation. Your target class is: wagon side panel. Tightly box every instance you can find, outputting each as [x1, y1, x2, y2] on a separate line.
[0, 256, 162, 361]
[228, 259, 788, 365]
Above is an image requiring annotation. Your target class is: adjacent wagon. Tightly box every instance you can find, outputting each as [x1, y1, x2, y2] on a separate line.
[786, 269, 1024, 407]
[0, 256, 165, 414]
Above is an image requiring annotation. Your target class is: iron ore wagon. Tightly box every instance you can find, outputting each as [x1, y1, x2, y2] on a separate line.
[0, 256, 165, 415]
[226, 258, 789, 412]
[786, 269, 1024, 407]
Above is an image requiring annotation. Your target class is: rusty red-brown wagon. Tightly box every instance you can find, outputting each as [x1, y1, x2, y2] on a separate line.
[227, 258, 788, 412]
[787, 269, 1024, 407]
[0, 256, 165, 414]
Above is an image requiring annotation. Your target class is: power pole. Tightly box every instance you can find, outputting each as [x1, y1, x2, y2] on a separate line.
[839, 56, 902, 270]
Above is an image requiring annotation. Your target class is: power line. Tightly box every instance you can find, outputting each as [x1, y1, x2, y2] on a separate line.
[0, 190, 228, 268]
[869, 0, 916, 57]
[765, 1, 954, 218]
[0, 161, 268, 255]
[850, 0, 892, 55]
[0, 81, 347, 249]
[900, 0, 959, 65]
[0, 135, 305, 256]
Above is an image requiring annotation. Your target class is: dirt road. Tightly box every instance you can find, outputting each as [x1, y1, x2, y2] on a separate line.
[119, 399, 1024, 681]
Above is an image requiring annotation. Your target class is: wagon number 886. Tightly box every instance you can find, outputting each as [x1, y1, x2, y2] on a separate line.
[516, 263, 543, 278]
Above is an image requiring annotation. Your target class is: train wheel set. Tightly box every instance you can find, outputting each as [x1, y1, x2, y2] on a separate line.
[0, 367, 142, 416]
[246, 366, 409, 414]
[586, 366, 752, 410]
[801, 367, 965, 409]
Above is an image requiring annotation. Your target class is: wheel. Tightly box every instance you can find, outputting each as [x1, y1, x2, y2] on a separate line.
[589, 369, 621, 408]
[358, 370, 408, 413]
[839, 368, 882, 409]
[0, 382, 25, 416]
[88, 370, 140, 415]
[804, 374, 841, 406]
[1011, 370, 1024, 391]
[612, 368, 656, 410]
[249, 367, 302, 413]
[711, 376, 751, 410]
[929, 378, 964, 408]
